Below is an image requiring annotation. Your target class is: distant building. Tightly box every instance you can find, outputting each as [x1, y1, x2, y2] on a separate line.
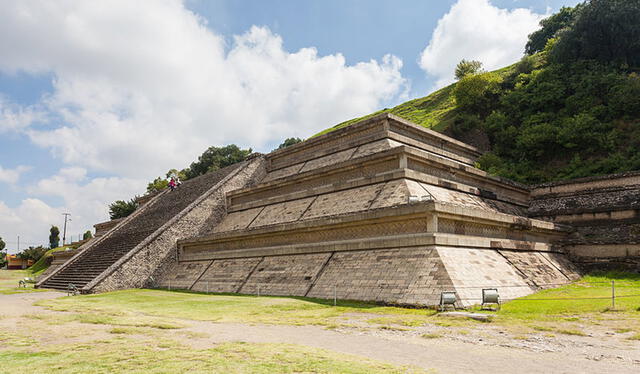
[5, 254, 34, 270]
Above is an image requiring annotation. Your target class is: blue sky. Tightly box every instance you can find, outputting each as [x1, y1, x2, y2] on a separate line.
[0, 0, 580, 251]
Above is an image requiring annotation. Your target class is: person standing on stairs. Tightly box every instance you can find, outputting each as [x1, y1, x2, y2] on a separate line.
[169, 177, 177, 191]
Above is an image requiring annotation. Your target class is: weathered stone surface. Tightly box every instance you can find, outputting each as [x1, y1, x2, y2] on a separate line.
[240, 253, 332, 296]
[368, 179, 427, 209]
[497, 250, 570, 287]
[530, 171, 640, 266]
[213, 207, 262, 233]
[302, 183, 386, 219]
[192, 257, 263, 293]
[41, 113, 636, 307]
[437, 247, 534, 305]
[351, 139, 403, 159]
[307, 248, 452, 306]
[91, 157, 267, 293]
[250, 197, 316, 228]
[154, 261, 211, 290]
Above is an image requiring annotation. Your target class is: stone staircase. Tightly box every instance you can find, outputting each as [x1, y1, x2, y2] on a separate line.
[38, 164, 243, 291]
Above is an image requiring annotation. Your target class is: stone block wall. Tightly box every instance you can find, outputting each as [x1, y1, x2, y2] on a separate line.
[90, 156, 267, 293]
[306, 247, 452, 305]
[529, 172, 640, 270]
[151, 244, 579, 307]
[192, 257, 262, 293]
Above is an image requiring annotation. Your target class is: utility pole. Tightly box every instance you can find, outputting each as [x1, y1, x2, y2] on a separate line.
[17, 235, 19, 253]
[62, 213, 71, 245]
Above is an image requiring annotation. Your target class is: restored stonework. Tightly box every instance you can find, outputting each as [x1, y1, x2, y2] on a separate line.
[530, 171, 640, 271]
[164, 114, 581, 306]
[38, 113, 637, 307]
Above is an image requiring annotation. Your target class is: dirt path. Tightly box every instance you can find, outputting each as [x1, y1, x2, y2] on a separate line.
[180, 321, 638, 374]
[0, 291, 65, 316]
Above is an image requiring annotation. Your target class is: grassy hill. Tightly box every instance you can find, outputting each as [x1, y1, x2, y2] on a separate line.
[316, 83, 457, 137]
[316, 2, 640, 185]
[315, 63, 516, 138]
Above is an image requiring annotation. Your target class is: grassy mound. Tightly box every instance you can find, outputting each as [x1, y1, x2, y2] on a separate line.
[28, 247, 73, 276]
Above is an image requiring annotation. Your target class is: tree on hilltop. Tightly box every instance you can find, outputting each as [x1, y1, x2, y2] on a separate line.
[455, 59, 483, 80]
[525, 6, 580, 55]
[109, 198, 139, 220]
[83, 230, 93, 240]
[550, 0, 640, 67]
[276, 137, 303, 150]
[185, 145, 252, 179]
[49, 226, 60, 249]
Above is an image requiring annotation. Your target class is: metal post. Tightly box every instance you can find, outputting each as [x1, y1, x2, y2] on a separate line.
[611, 280, 615, 310]
[333, 285, 337, 306]
[62, 213, 71, 246]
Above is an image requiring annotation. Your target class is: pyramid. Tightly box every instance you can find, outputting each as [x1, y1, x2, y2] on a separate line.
[151, 113, 580, 306]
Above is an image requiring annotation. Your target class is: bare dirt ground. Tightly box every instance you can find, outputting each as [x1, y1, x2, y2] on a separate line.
[1, 292, 639, 374]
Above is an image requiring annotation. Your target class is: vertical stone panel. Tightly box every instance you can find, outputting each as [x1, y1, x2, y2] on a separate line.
[240, 253, 332, 296]
[498, 250, 571, 287]
[308, 247, 451, 306]
[213, 207, 263, 233]
[437, 247, 533, 306]
[191, 257, 262, 293]
[249, 197, 316, 228]
[154, 261, 211, 290]
[302, 183, 385, 219]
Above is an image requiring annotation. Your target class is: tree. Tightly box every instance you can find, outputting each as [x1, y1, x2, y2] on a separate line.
[109, 198, 138, 220]
[185, 145, 252, 179]
[454, 59, 483, 80]
[49, 226, 60, 248]
[525, 6, 579, 55]
[453, 72, 503, 115]
[0, 236, 5, 268]
[277, 137, 303, 150]
[165, 168, 188, 181]
[17, 246, 47, 262]
[146, 177, 168, 194]
[82, 230, 93, 240]
[551, 0, 640, 67]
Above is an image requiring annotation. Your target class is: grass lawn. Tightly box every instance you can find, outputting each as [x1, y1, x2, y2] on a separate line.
[0, 339, 424, 374]
[2, 271, 639, 373]
[37, 289, 438, 327]
[35, 272, 640, 337]
[0, 269, 43, 295]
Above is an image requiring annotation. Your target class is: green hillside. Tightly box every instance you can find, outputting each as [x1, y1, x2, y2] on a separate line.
[316, 83, 457, 137]
[316, 63, 516, 137]
[316, 0, 640, 184]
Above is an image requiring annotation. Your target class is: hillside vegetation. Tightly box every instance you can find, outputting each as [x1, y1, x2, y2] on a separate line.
[319, 0, 640, 184]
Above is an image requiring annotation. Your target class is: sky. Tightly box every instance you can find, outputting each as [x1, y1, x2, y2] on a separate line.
[0, 0, 581, 252]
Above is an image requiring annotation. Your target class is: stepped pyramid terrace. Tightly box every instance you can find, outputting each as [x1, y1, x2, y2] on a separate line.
[38, 113, 640, 307]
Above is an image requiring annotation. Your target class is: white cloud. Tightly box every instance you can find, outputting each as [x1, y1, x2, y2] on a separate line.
[419, 0, 545, 88]
[0, 96, 45, 133]
[0, 165, 30, 184]
[0, 168, 145, 250]
[0, 0, 406, 179]
[0, 1, 408, 248]
[0, 199, 59, 252]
